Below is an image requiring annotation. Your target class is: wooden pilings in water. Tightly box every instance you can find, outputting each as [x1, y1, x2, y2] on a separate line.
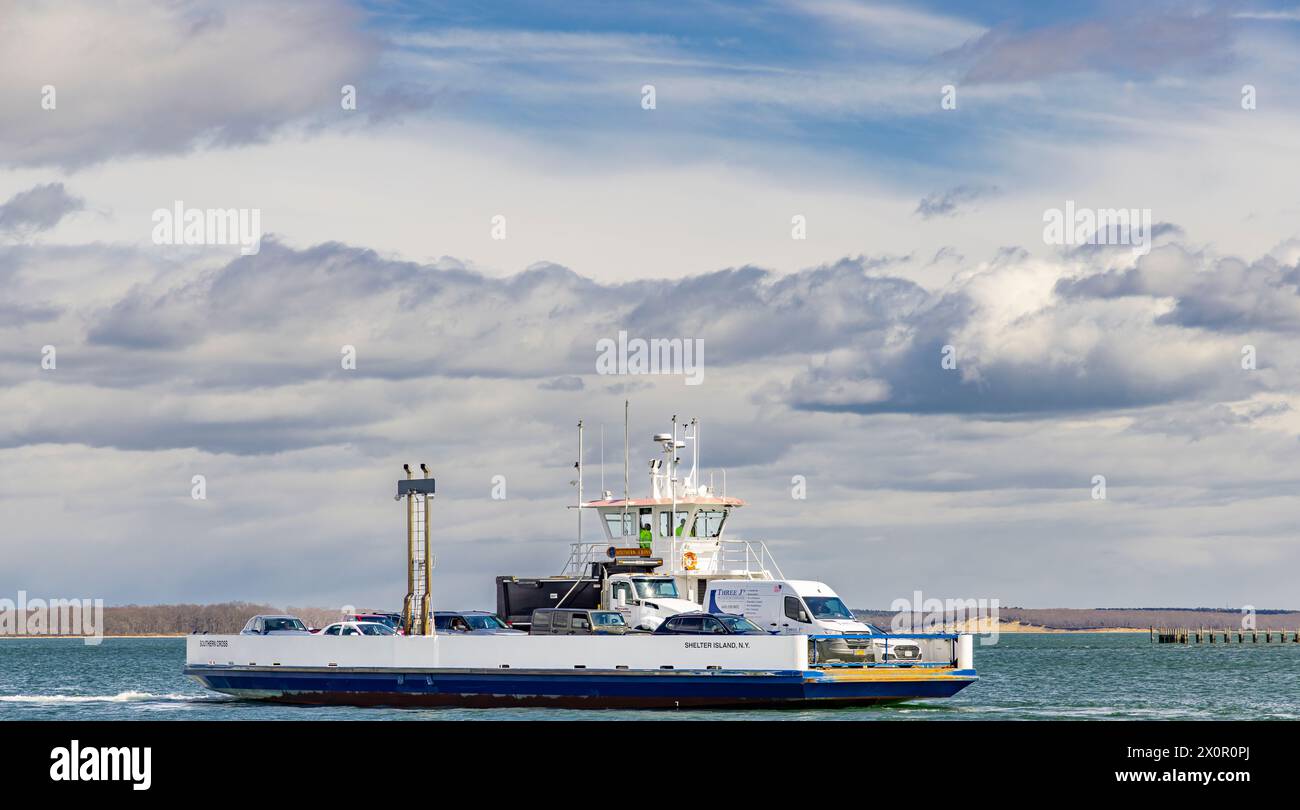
[1151, 626, 1300, 644]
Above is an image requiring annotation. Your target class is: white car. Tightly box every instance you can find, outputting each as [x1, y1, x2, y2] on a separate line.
[317, 621, 396, 637]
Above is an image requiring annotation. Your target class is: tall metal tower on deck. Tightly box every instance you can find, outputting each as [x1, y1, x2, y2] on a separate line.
[396, 464, 436, 635]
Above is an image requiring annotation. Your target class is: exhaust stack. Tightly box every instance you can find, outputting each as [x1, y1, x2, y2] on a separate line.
[397, 464, 436, 635]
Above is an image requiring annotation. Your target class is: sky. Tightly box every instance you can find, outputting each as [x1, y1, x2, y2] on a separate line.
[2, 0, 1299, 611]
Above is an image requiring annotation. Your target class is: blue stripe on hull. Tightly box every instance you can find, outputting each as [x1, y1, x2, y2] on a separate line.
[184, 667, 975, 709]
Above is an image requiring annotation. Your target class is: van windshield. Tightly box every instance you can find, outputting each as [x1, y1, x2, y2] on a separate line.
[634, 579, 679, 599]
[804, 596, 853, 620]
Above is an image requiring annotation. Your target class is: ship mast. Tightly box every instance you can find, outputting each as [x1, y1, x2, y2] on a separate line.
[622, 400, 629, 535]
[576, 420, 583, 542]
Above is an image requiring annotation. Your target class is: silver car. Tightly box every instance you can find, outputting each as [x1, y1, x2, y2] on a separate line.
[239, 615, 313, 636]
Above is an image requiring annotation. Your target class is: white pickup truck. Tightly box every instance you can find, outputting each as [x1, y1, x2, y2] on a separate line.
[495, 569, 698, 631]
[604, 573, 699, 630]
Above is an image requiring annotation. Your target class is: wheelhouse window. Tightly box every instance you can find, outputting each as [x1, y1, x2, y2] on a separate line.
[660, 510, 691, 537]
[605, 513, 634, 538]
[691, 510, 727, 538]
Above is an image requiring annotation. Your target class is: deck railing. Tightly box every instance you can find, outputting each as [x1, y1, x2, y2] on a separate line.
[671, 537, 784, 579]
[560, 543, 619, 577]
[559, 538, 785, 580]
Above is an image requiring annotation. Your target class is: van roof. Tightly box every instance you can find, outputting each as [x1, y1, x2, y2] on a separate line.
[706, 579, 837, 596]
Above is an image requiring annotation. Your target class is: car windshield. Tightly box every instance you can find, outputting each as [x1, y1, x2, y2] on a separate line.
[358, 623, 395, 636]
[634, 579, 679, 599]
[464, 614, 506, 630]
[803, 597, 853, 620]
[592, 612, 625, 626]
[718, 615, 763, 633]
[264, 618, 306, 632]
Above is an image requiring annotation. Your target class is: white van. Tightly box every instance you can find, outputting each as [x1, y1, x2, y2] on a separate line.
[703, 579, 920, 663]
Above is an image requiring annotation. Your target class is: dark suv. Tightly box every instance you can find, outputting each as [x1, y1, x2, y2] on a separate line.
[530, 608, 628, 635]
[653, 612, 767, 635]
[433, 611, 524, 635]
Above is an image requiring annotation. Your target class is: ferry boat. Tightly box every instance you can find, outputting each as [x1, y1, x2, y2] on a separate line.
[184, 414, 977, 709]
[496, 415, 777, 633]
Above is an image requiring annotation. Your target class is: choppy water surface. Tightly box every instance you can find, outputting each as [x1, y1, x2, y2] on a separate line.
[2, 633, 1297, 720]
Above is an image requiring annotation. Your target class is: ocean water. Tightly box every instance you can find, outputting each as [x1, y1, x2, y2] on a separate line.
[2, 633, 1298, 720]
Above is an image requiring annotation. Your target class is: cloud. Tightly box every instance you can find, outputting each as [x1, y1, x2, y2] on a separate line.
[0, 183, 84, 235]
[0, 0, 378, 168]
[948, 9, 1235, 84]
[540, 376, 585, 391]
[1055, 243, 1300, 333]
[2, 232, 1295, 460]
[4, 230, 1300, 608]
[788, 0, 985, 54]
[914, 184, 998, 219]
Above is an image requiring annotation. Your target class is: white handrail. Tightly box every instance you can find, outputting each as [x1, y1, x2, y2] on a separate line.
[561, 538, 783, 580]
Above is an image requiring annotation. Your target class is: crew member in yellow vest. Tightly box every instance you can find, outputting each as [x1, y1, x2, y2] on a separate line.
[675, 517, 687, 537]
[639, 519, 653, 550]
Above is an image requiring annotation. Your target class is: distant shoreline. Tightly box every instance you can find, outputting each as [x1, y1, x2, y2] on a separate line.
[10, 602, 1295, 637]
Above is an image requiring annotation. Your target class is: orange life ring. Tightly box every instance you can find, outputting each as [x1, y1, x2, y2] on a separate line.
[682, 550, 698, 571]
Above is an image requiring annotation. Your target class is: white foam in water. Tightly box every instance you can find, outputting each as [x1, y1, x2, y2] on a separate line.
[0, 691, 195, 704]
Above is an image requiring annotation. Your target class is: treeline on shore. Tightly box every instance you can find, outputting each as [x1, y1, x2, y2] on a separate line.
[856, 607, 1300, 631]
[101, 603, 346, 635]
